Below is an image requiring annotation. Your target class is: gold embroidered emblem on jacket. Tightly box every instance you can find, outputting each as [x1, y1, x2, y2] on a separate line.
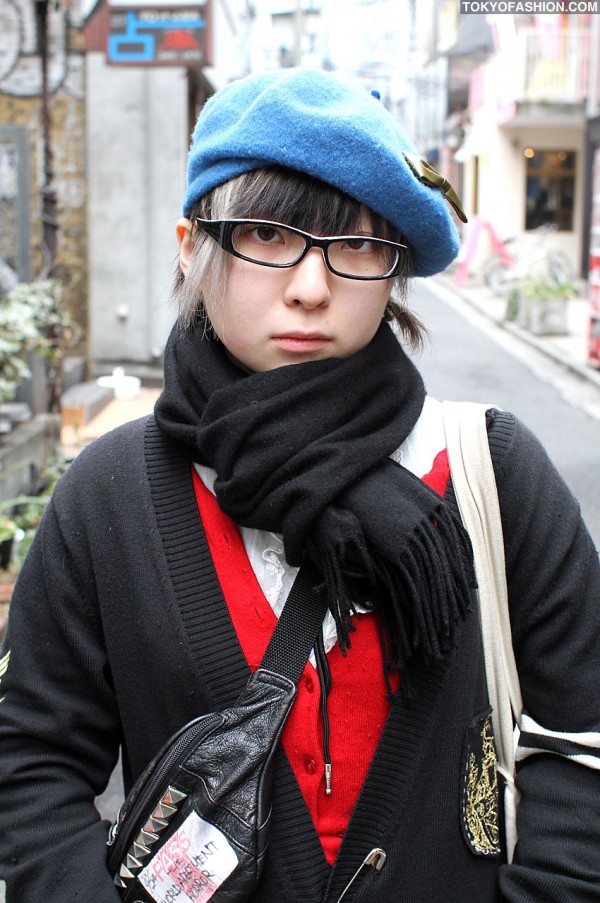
[464, 717, 500, 855]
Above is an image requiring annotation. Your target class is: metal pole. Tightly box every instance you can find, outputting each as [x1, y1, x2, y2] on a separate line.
[587, 14, 600, 119]
[35, 0, 59, 277]
[294, 0, 302, 66]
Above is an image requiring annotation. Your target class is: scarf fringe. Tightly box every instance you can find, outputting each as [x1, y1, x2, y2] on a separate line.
[316, 504, 475, 673]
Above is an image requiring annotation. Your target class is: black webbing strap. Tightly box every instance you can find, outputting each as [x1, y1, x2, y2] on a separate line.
[259, 563, 329, 686]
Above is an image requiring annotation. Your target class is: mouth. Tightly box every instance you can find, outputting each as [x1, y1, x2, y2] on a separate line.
[272, 332, 333, 354]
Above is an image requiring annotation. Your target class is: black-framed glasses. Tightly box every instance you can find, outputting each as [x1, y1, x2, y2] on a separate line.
[196, 218, 408, 281]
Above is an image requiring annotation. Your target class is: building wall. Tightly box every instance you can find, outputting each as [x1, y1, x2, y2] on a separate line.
[86, 57, 187, 362]
[0, 2, 88, 351]
[198, 0, 252, 90]
[84, 0, 247, 364]
[463, 119, 584, 273]
[457, 32, 586, 279]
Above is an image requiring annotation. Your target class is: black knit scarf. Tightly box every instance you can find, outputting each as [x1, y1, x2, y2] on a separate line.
[154, 322, 475, 674]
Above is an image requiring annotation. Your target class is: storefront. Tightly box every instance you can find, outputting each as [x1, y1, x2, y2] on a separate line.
[584, 116, 600, 368]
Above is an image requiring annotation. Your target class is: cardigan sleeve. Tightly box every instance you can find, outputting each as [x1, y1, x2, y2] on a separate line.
[0, 492, 122, 902]
[488, 410, 600, 900]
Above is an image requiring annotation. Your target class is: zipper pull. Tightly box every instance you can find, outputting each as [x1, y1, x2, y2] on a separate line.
[325, 762, 332, 795]
[106, 805, 123, 847]
[336, 847, 387, 902]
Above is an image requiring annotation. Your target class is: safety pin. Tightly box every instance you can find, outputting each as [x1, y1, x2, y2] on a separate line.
[336, 848, 387, 902]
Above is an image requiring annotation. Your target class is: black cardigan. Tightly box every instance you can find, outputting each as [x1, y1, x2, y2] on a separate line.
[0, 409, 599, 901]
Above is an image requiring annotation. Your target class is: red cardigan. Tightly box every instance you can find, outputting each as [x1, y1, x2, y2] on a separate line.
[192, 450, 449, 866]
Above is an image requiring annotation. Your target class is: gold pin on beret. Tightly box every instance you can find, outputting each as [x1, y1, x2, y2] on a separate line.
[403, 152, 468, 224]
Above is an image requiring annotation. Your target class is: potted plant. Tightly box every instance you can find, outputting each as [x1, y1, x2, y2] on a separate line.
[0, 496, 47, 572]
[0, 284, 42, 428]
[0, 459, 68, 573]
[0, 279, 80, 428]
[0, 515, 19, 570]
[516, 276, 577, 337]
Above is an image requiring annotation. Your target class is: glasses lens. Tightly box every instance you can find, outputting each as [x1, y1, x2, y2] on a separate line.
[226, 221, 404, 278]
[231, 223, 305, 265]
[328, 238, 401, 278]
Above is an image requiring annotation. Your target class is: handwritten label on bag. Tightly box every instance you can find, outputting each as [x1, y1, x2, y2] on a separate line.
[139, 811, 239, 903]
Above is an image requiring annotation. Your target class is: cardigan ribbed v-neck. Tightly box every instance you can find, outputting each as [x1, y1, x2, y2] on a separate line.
[144, 416, 474, 901]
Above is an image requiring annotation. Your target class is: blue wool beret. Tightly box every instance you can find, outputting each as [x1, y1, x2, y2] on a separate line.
[184, 68, 464, 277]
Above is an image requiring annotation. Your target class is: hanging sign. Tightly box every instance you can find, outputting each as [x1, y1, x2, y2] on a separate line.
[107, 0, 208, 66]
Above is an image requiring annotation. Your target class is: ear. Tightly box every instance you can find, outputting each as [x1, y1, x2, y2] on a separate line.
[176, 218, 195, 274]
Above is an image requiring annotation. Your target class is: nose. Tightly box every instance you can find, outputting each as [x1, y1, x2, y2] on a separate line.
[283, 247, 332, 309]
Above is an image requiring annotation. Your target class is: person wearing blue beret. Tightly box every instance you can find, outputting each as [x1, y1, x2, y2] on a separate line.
[1, 67, 599, 902]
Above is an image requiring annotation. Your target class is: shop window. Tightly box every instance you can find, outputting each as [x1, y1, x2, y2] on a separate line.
[524, 148, 575, 231]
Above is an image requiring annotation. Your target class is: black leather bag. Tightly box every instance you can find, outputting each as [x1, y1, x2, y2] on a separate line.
[106, 566, 326, 903]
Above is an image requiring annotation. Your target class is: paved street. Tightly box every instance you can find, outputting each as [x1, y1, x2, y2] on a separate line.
[414, 277, 600, 546]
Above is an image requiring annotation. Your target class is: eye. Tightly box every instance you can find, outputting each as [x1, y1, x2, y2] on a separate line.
[248, 225, 285, 244]
[341, 237, 377, 253]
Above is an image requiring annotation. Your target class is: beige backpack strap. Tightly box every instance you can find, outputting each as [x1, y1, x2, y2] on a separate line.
[442, 400, 523, 861]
